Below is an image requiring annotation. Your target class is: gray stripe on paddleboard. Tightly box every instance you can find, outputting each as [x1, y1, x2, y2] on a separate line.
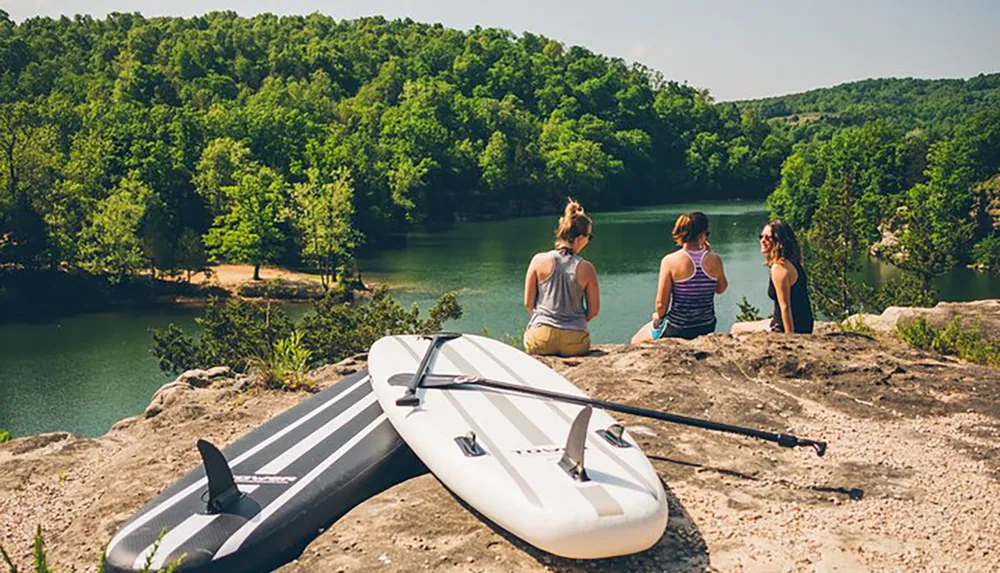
[461, 336, 660, 501]
[140, 391, 378, 568]
[390, 337, 542, 509]
[448, 337, 623, 518]
[578, 484, 626, 517]
[214, 414, 390, 559]
[107, 375, 372, 557]
[440, 345, 550, 447]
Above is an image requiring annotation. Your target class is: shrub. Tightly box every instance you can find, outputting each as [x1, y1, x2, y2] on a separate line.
[300, 287, 463, 365]
[0, 429, 11, 443]
[735, 296, 763, 322]
[250, 331, 314, 391]
[972, 234, 1000, 269]
[151, 297, 293, 374]
[152, 288, 463, 386]
[896, 317, 1000, 366]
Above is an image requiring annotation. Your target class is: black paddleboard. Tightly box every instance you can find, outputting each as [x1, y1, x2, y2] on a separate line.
[104, 369, 426, 572]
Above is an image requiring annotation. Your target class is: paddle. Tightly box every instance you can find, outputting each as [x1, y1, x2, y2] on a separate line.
[405, 373, 827, 457]
[395, 332, 464, 406]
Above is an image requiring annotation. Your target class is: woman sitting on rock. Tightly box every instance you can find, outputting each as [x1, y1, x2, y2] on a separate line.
[631, 211, 728, 344]
[731, 219, 814, 334]
[522, 199, 600, 357]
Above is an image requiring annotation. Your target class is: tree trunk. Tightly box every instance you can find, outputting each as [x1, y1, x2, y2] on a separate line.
[254, 263, 261, 281]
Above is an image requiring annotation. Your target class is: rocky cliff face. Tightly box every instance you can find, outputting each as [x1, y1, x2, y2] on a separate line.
[2, 305, 999, 572]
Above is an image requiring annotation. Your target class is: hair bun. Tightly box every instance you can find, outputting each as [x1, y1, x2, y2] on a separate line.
[564, 199, 583, 220]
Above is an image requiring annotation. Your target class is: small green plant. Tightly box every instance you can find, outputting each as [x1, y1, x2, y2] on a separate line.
[251, 331, 314, 390]
[896, 317, 1000, 366]
[735, 296, 763, 322]
[0, 526, 183, 573]
[0, 429, 11, 443]
[839, 315, 877, 336]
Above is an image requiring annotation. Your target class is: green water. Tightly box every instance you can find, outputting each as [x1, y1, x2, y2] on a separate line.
[359, 200, 780, 344]
[3, 200, 999, 438]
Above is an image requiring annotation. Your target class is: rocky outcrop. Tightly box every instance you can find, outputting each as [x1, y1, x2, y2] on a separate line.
[2, 310, 999, 572]
[845, 299, 1000, 338]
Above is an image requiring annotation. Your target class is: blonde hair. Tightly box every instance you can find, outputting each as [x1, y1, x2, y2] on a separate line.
[554, 199, 592, 247]
[671, 212, 709, 246]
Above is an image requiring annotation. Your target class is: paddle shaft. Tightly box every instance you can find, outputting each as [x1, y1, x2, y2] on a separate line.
[396, 333, 463, 406]
[433, 376, 827, 456]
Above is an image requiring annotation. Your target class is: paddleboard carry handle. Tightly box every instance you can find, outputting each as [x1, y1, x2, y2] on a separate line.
[597, 423, 631, 448]
[197, 439, 242, 513]
[396, 332, 463, 407]
[558, 407, 592, 482]
[455, 431, 486, 457]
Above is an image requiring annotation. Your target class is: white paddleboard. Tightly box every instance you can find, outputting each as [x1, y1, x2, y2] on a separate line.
[369, 333, 668, 559]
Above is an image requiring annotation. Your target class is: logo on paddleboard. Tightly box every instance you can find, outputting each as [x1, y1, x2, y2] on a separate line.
[233, 474, 298, 485]
[511, 445, 587, 457]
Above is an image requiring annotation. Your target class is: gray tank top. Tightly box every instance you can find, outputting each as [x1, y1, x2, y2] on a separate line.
[527, 249, 589, 332]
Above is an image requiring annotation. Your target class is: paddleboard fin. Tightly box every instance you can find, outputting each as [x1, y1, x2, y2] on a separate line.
[455, 431, 486, 457]
[197, 439, 242, 513]
[558, 407, 592, 482]
[597, 423, 631, 448]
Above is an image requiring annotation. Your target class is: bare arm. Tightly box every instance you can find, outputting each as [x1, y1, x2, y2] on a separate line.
[771, 263, 795, 333]
[579, 260, 601, 322]
[653, 256, 672, 320]
[708, 252, 728, 294]
[524, 256, 539, 314]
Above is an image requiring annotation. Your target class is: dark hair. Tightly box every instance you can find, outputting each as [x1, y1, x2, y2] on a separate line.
[764, 219, 802, 265]
[671, 212, 709, 246]
[554, 199, 592, 246]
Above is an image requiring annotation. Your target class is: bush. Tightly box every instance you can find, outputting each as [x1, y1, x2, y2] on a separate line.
[0, 429, 11, 443]
[151, 297, 294, 374]
[972, 234, 1000, 269]
[735, 296, 763, 322]
[250, 331, 313, 391]
[237, 278, 326, 300]
[300, 287, 463, 365]
[152, 288, 463, 388]
[896, 317, 1000, 366]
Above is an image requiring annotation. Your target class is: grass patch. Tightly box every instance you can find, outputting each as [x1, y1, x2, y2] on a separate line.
[896, 317, 1000, 366]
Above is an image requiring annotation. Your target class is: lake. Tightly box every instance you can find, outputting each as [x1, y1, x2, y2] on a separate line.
[3, 200, 999, 438]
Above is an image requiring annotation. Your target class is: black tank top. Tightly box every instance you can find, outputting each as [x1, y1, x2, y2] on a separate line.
[767, 260, 814, 334]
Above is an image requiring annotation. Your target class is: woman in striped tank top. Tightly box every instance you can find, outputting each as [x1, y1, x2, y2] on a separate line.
[630, 212, 728, 344]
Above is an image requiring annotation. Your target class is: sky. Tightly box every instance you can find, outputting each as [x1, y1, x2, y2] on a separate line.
[4, 0, 999, 101]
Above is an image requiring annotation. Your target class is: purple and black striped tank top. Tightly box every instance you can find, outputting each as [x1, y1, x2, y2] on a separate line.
[666, 249, 718, 330]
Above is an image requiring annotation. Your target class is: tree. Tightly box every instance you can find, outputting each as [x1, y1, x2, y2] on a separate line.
[78, 172, 152, 282]
[292, 167, 363, 289]
[203, 165, 289, 281]
[193, 138, 253, 216]
[176, 227, 208, 282]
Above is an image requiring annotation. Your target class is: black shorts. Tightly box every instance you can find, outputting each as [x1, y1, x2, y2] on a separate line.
[652, 319, 716, 340]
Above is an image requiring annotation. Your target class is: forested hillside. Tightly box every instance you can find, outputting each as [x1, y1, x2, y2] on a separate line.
[0, 10, 789, 280]
[738, 74, 1000, 133]
[2, 10, 998, 303]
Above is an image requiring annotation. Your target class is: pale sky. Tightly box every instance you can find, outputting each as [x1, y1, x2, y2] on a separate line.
[5, 0, 999, 101]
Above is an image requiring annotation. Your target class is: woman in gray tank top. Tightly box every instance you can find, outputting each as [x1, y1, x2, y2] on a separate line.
[523, 200, 600, 357]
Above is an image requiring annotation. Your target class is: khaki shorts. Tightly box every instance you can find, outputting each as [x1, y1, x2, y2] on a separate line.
[523, 325, 591, 357]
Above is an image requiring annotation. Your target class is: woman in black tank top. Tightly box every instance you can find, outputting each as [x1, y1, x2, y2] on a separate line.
[731, 219, 814, 334]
